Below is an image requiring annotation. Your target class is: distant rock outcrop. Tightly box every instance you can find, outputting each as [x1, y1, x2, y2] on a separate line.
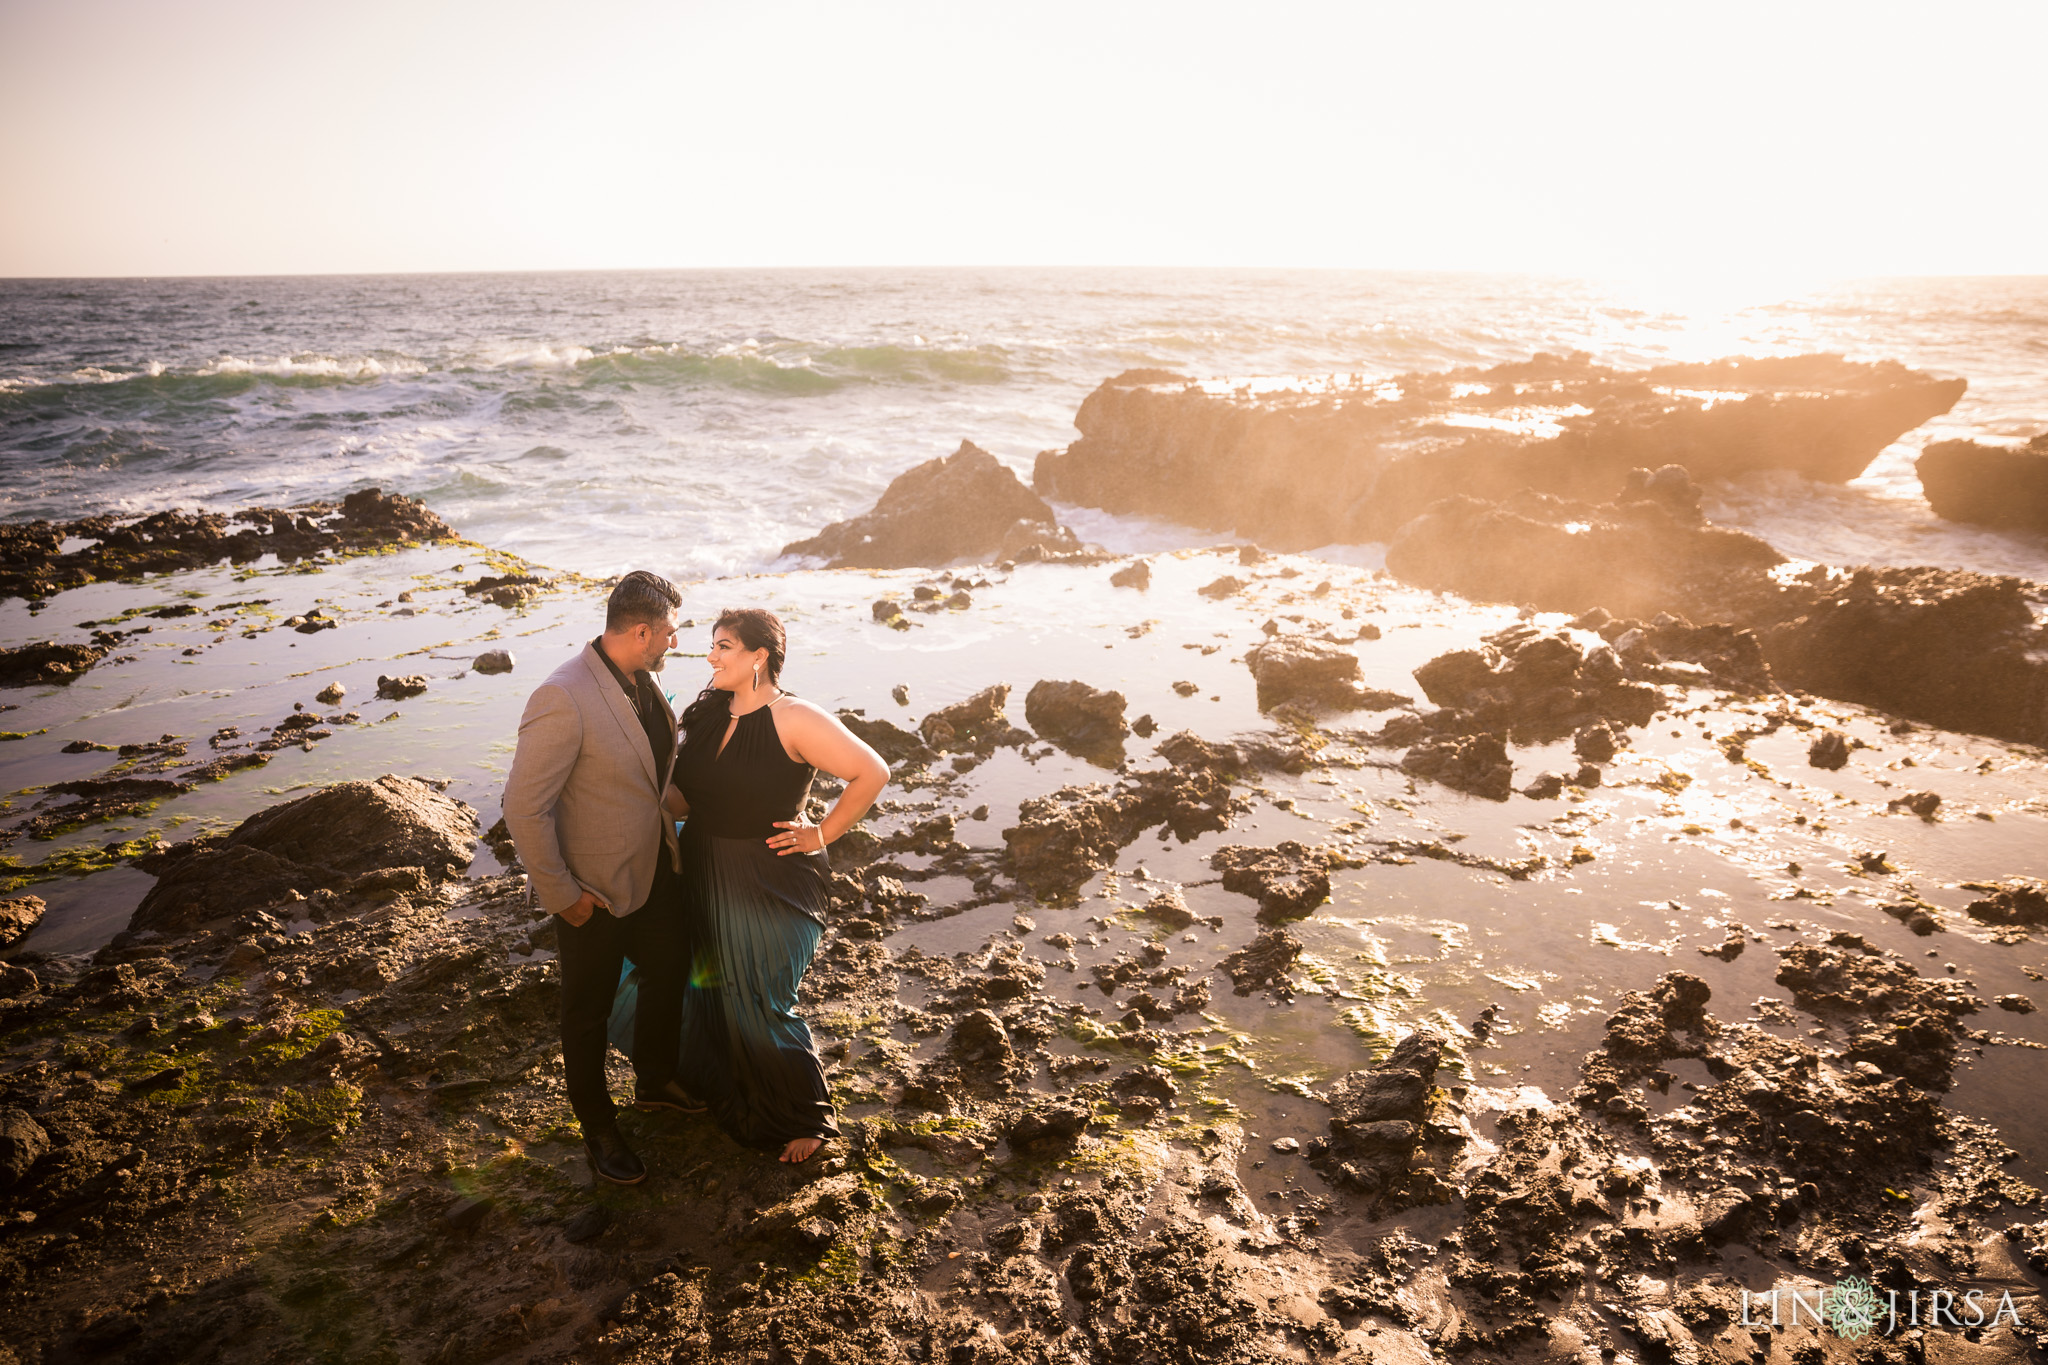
[0, 488, 454, 602]
[1033, 355, 1964, 550]
[1917, 433, 2048, 534]
[782, 441, 1080, 569]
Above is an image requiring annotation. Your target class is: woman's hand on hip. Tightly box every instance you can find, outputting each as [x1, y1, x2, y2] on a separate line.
[768, 821, 826, 856]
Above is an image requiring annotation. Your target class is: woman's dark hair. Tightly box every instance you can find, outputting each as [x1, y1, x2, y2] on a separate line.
[679, 608, 788, 742]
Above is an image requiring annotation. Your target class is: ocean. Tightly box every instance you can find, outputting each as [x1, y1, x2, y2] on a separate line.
[4, 268, 2045, 582]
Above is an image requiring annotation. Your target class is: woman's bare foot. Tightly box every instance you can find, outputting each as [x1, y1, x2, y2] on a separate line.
[779, 1136, 825, 1164]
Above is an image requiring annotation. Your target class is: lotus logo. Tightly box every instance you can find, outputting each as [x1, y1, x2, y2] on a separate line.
[1826, 1276, 1881, 1341]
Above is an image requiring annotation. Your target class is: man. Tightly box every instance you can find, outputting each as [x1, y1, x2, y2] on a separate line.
[503, 570, 701, 1185]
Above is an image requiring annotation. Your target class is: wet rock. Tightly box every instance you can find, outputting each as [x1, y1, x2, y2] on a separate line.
[1004, 1100, 1090, 1149]
[1997, 994, 2037, 1014]
[315, 681, 346, 704]
[1023, 679, 1128, 765]
[1411, 628, 1666, 747]
[0, 1107, 48, 1188]
[835, 709, 935, 767]
[0, 894, 46, 947]
[1196, 574, 1246, 598]
[1574, 720, 1620, 763]
[473, 649, 515, 675]
[1211, 842, 1334, 919]
[1962, 878, 2048, 926]
[742, 1172, 862, 1243]
[1620, 463, 1705, 523]
[0, 490, 453, 602]
[561, 1205, 610, 1244]
[781, 440, 1077, 568]
[132, 775, 478, 932]
[1402, 732, 1513, 800]
[1886, 790, 1940, 818]
[375, 674, 428, 701]
[0, 639, 110, 687]
[1136, 887, 1195, 930]
[1219, 926, 1303, 995]
[918, 684, 1027, 754]
[464, 574, 544, 608]
[1244, 635, 1406, 712]
[1111, 1065, 1177, 1102]
[1004, 765, 1241, 899]
[1109, 558, 1151, 589]
[1311, 1032, 1446, 1201]
[1807, 728, 1850, 768]
[1760, 565, 2048, 748]
[1775, 942, 1980, 1090]
[0, 961, 36, 997]
[25, 775, 193, 838]
[1034, 355, 1961, 549]
[1917, 432, 2048, 533]
[441, 1195, 491, 1232]
[949, 1009, 1014, 1066]
[1521, 772, 1565, 799]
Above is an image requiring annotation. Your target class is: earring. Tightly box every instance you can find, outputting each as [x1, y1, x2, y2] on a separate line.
[753, 663, 760, 691]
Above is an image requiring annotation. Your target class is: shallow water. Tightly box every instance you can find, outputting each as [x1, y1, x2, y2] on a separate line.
[4, 544, 2042, 1180]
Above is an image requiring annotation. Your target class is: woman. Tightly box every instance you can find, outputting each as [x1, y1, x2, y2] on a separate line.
[660, 607, 887, 1163]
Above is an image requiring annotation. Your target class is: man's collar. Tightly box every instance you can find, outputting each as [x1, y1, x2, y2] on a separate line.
[591, 636, 640, 695]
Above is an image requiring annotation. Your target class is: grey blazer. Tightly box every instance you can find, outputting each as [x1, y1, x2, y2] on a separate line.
[502, 642, 680, 917]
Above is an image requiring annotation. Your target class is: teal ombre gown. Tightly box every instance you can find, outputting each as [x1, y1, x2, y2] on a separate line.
[609, 698, 838, 1149]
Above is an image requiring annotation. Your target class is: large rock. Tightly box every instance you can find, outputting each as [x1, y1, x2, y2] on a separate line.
[0, 640, 109, 687]
[919, 684, 1027, 754]
[1917, 433, 2048, 533]
[781, 440, 1078, 569]
[131, 776, 477, 933]
[0, 1108, 49, 1189]
[1004, 768, 1243, 901]
[1401, 732, 1514, 801]
[1244, 637, 1407, 712]
[1034, 356, 1963, 550]
[1024, 680, 1128, 765]
[1758, 567, 2048, 747]
[837, 710, 936, 767]
[0, 895, 46, 947]
[1211, 842, 1334, 920]
[1309, 1031, 1445, 1194]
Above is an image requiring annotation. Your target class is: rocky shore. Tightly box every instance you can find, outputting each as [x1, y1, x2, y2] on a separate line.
[1032, 355, 1964, 549]
[2, 360, 2047, 1364]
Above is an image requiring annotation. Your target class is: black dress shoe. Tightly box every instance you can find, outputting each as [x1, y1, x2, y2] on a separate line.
[634, 1077, 708, 1114]
[583, 1122, 646, 1186]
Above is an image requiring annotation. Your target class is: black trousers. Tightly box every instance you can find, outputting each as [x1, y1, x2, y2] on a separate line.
[556, 846, 688, 1130]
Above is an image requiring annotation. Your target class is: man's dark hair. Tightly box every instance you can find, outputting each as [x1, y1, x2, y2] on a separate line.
[605, 570, 682, 632]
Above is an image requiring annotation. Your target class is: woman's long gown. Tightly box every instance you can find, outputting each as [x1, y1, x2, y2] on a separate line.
[608, 699, 839, 1149]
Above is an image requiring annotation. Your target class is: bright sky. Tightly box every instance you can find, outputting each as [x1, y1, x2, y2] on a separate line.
[2, 0, 2043, 280]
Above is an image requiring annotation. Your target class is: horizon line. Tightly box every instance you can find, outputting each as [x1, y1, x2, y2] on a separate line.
[5, 263, 2048, 286]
